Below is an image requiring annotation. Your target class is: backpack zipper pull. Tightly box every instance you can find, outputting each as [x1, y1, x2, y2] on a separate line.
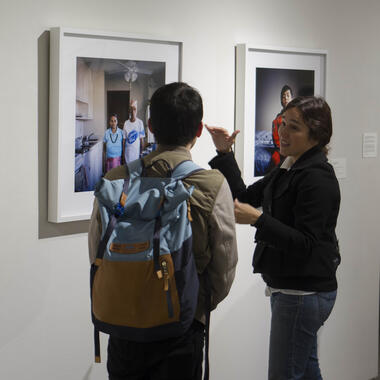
[156, 269, 163, 279]
[187, 199, 193, 222]
[161, 260, 169, 291]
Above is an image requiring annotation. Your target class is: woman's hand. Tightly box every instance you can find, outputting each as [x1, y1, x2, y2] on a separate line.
[205, 125, 240, 153]
[234, 199, 262, 225]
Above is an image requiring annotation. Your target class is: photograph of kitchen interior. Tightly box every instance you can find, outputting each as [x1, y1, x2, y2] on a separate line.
[75, 57, 165, 192]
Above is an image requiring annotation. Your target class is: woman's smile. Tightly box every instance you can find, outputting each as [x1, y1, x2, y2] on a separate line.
[279, 108, 318, 161]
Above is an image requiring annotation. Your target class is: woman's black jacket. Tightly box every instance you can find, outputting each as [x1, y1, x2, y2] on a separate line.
[209, 146, 341, 292]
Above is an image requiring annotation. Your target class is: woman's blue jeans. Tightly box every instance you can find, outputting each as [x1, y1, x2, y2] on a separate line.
[268, 291, 337, 380]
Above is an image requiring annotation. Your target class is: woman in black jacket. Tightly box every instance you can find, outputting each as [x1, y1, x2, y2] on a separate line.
[207, 97, 340, 380]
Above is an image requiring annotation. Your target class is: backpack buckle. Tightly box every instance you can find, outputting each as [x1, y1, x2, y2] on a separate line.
[114, 202, 125, 218]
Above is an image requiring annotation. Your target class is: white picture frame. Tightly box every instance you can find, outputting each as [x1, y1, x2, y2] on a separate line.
[49, 27, 182, 223]
[234, 44, 327, 184]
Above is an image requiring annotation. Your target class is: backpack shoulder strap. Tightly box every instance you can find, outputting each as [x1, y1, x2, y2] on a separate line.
[171, 160, 203, 180]
[127, 159, 144, 180]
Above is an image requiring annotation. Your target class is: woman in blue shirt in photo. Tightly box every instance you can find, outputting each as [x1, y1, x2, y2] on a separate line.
[103, 114, 124, 174]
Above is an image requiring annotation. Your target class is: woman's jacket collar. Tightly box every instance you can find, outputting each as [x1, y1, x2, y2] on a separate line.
[282, 146, 327, 172]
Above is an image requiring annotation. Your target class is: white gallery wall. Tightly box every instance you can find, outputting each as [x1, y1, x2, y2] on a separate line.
[0, 0, 379, 379]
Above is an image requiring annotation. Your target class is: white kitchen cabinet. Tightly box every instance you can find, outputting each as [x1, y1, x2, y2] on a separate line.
[84, 141, 103, 190]
[76, 59, 93, 119]
[91, 141, 103, 187]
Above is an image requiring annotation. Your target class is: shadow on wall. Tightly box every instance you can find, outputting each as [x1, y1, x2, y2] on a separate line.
[38, 31, 89, 239]
[82, 365, 93, 380]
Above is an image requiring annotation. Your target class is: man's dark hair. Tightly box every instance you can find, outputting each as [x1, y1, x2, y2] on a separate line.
[281, 85, 293, 99]
[109, 113, 118, 120]
[149, 82, 203, 146]
[284, 96, 332, 154]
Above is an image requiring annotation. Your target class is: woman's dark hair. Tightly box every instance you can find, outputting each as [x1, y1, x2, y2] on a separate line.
[284, 96, 332, 154]
[150, 82, 203, 146]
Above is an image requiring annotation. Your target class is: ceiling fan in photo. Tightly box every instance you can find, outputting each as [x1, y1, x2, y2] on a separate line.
[116, 61, 154, 92]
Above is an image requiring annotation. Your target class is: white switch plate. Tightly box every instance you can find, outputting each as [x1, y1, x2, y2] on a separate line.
[362, 133, 378, 158]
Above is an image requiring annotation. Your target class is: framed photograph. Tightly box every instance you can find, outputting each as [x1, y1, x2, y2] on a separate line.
[49, 27, 182, 223]
[235, 44, 327, 183]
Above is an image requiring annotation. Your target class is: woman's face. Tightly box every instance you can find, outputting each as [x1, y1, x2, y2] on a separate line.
[279, 107, 318, 161]
[109, 116, 118, 130]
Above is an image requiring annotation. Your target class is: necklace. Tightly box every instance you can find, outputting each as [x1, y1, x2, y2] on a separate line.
[109, 130, 119, 144]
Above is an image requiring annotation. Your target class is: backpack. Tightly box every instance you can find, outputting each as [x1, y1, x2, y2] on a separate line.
[90, 158, 204, 363]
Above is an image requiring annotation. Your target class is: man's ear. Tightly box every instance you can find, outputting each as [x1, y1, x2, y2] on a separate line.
[148, 119, 154, 134]
[196, 122, 203, 138]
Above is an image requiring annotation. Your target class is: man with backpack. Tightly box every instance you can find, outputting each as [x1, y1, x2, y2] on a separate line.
[88, 82, 238, 380]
